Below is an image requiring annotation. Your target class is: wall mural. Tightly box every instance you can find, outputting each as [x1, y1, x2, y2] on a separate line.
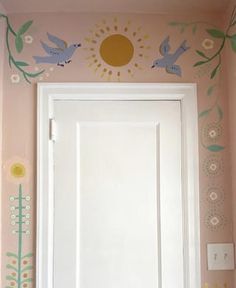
[4, 158, 33, 288]
[84, 18, 151, 81]
[1, 6, 236, 288]
[193, 9, 236, 80]
[33, 32, 81, 66]
[0, 13, 44, 83]
[168, 7, 236, 235]
[151, 36, 190, 77]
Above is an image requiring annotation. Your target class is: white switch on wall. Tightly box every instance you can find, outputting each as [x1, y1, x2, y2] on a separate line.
[207, 243, 235, 271]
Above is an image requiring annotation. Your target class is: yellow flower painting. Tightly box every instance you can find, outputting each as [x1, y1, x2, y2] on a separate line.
[4, 157, 30, 184]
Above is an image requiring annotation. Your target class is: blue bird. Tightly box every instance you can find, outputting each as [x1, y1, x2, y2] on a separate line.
[33, 33, 81, 67]
[151, 36, 190, 77]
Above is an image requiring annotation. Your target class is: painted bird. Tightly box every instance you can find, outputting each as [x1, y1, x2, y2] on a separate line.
[33, 32, 81, 66]
[151, 36, 190, 77]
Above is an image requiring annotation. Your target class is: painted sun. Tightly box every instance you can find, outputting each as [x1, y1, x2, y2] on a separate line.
[84, 18, 151, 81]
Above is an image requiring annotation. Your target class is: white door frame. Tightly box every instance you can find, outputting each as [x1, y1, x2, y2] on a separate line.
[37, 83, 201, 288]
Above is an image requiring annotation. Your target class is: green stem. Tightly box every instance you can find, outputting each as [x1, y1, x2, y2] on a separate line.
[1, 13, 44, 84]
[5, 27, 31, 84]
[200, 85, 221, 149]
[229, 6, 236, 26]
[195, 7, 236, 75]
[17, 184, 23, 288]
[201, 37, 226, 65]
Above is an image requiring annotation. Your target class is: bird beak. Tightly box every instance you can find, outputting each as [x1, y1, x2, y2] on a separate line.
[151, 65, 155, 68]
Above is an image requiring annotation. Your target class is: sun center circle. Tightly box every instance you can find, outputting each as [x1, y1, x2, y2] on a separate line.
[100, 34, 134, 67]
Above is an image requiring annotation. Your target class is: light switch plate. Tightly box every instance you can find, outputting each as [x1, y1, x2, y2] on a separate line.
[207, 243, 235, 271]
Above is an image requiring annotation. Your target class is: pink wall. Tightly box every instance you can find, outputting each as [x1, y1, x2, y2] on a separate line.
[1, 8, 236, 288]
[226, 0, 236, 286]
[0, 3, 6, 286]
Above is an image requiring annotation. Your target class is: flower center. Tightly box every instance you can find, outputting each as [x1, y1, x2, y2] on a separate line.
[10, 163, 26, 178]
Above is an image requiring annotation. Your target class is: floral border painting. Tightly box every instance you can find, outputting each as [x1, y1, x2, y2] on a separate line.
[4, 158, 33, 288]
[1, 4, 236, 288]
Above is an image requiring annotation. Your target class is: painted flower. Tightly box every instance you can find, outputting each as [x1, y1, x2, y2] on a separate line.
[203, 156, 223, 177]
[205, 186, 225, 206]
[210, 216, 220, 226]
[203, 123, 222, 143]
[10, 74, 20, 84]
[24, 35, 33, 44]
[205, 212, 226, 231]
[209, 191, 218, 201]
[202, 39, 214, 50]
[11, 162, 26, 178]
[4, 157, 30, 184]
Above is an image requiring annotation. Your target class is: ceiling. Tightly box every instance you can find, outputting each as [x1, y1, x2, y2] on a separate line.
[0, 0, 230, 14]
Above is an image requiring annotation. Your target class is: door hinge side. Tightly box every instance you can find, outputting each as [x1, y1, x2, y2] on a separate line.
[49, 118, 57, 142]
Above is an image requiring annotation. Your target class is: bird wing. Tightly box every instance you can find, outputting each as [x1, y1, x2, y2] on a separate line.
[40, 41, 61, 56]
[47, 32, 68, 50]
[160, 36, 170, 56]
[166, 64, 182, 77]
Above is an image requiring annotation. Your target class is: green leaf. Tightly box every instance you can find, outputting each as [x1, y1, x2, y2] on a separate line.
[230, 34, 236, 52]
[206, 29, 225, 38]
[192, 25, 197, 34]
[21, 278, 33, 284]
[22, 252, 33, 259]
[6, 252, 18, 259]
[217, 105, 223, 120]
[25, 70, 45, 78]
[6, 264, 18, 272]
[196, 50, 209, 59]
[6, 275, 17, 282]
[194, 61, 207, 67]
[207, 145, 225, 152]
[15, 61, 29, 67]
[22, 265, 33, 273]
[17, 20, 33, 36]
[15, 36, 23, 53]
[199, 109, 211, 118]
[207, 85, 215, 96]
[211, 63, 221, 79]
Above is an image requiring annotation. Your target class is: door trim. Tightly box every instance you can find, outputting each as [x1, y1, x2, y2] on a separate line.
[37, 83, 200, 288]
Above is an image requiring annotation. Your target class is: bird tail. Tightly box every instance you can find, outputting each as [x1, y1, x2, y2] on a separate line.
[180, 40, 190, 51]
[33, 56, 46, 64]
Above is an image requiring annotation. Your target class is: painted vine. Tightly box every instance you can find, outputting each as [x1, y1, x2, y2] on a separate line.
[0, 13, 44, 83]
[194, 6, 236, 79]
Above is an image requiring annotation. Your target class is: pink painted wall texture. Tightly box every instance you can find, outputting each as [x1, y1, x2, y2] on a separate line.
[226, 0, 236, 286]
[1, 7, 236, 288]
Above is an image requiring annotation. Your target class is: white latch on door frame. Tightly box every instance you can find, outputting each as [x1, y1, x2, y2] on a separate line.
[49, 118, 57, 141]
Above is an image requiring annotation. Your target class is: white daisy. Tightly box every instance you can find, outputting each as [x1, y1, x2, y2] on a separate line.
[24, 35, 33, 44]
[202, 39, 214, 50]
[10, 74, 20, 84]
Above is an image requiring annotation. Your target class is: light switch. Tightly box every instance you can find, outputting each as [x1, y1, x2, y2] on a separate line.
[207, 243, 235, 270]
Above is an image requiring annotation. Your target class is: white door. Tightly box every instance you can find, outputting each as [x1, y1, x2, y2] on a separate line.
[53, 100, 183, 288]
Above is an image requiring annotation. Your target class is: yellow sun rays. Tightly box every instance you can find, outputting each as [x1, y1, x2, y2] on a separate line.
[84, 17, 151, 81]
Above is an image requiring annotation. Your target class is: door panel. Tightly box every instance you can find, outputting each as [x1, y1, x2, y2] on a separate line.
[53, 101, 182, 288]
